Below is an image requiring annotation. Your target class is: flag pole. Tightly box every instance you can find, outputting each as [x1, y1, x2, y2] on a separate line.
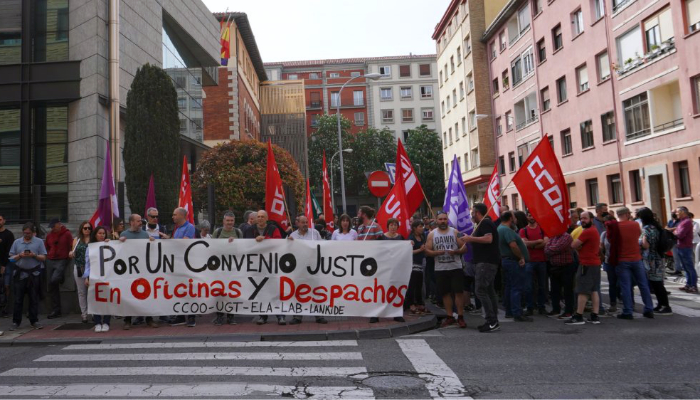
[470, 178, 515, 236]
[419, 186, 436, 219]
[282, 197, 293, 228]
[362, 218, 376, 241]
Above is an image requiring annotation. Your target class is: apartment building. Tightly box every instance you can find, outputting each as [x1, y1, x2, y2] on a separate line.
[484, 0, 700, 220]
[264, 55, 441, 138]
[203, 12, 267, 146]
[433, 0, 508, 204]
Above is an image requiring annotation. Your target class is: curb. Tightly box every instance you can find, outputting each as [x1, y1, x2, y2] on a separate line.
[0, 315, 437, 347]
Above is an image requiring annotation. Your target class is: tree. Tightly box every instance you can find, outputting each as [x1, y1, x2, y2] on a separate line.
[191, 140, 304, 223]
[123, 64, 181, 217]
[345, 127, 397, 195]
[307, 114, 351, 192]
[405, 125, 444, 205]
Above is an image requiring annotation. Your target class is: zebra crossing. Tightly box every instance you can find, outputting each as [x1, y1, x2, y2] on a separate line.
[0, 339, 470, 399]
[600, 280, 700, 317]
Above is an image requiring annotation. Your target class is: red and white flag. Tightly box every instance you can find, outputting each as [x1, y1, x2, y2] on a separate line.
[304, 179, 313, 224]
[395, 140, 424, 215]
[512, 135, 570, 237]
[322, 152, 334, 232]
[376, 140, 415, 238]
[178, 156, 194, 224]
[483, 165, 501, 220]
[265, 140, 290, 230]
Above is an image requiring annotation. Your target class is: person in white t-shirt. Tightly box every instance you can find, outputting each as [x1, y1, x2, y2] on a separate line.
[331, 214, 357, 241]
[287, 216, 328, 325]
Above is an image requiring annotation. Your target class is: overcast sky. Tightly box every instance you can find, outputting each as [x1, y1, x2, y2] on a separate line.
[201, 0, 450, 62]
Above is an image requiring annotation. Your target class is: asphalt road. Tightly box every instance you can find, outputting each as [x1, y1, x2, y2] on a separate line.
[1, 280, 700, 399]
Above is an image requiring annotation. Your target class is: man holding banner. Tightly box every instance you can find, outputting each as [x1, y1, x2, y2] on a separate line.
[287, 216, 328, 325]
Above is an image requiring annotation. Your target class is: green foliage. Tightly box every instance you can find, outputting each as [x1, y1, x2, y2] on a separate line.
[405, 125, 445, 205]
[344, 127, 397, 195]
[123, 64, 181, 217]
[307, 114, 351, 191]
[191, 140, 304, 223]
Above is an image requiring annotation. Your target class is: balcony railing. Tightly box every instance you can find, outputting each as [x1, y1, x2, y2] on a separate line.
[516, 113, 538, 131]
[654, 118, 683, 132]
[308, 101, 322, 109]
[612, 0, 633, 13]
[616, 38, 675, 76]
[625, 127, 651, 140]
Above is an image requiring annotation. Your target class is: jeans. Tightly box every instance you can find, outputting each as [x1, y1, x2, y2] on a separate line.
[502, 258, 528, 317]
[616, 260, 654, 315]
[550, 263, 576, 314]
[73, 266, 88, 319]
[405, 270, 424, 307]
[677, 247, 698, 288]
[13, 274, 41, 325]
[424, 260, 437, 299]
[672, 247, 683, 273]
[93, 314, 111, 325]
[475, 262, 499, 324]
[602, 263, 618, 306]
[46, 258, 68, 314]
[525, 261, 547, 309]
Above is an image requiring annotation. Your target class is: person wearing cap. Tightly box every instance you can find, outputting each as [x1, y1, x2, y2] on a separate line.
[44, 218, 73, 319]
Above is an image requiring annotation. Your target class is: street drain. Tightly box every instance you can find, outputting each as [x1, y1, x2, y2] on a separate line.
[362, 375, 425, 389]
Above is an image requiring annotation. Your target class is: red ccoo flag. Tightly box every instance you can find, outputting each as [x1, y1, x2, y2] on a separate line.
[265, 140, 290, 230]
[395, 140, 424, 215]
[512, 135, 570, 237]
[178, 156, 194, 224]
[322, 152, 334, 232]
[304, 179, 313, 225]
[376, 140, 413, 237]
[483, 165, 501, 220]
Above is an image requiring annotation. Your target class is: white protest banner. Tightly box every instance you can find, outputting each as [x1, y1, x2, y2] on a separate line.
[88, 239, 411, 318]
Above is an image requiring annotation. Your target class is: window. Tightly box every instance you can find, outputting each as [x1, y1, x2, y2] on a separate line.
[450, 56, 455, 73]
[556, 76, 567, 103]
[469, 111, 476, 130]
[512, 194, 520, 210]
[552, 24, 563, 51]
[380, 88, 393, 101]
[457, 46, 462, 60]
[617, 26, 643, 66]
[572, 9, 584, 36]
[687, 0, 700, 33]
[310, 115, 320, 127]
[533, 0, 543, 15]
[502, 195, 509, 209]
[644, 8, 673, 51]
[593, 0, 605, 20]
[467, 73, 474, 91]
[586, 179, 599, 206]
[601, 111, 616, 141]
[623, 93, 651, 139]
[441, 101, 445, 115]
[447, 96, 451, 109]
[353, 91, 364, 106]
[191, 97, 202, 110]
[351, 71, 361, 77]
[693, 75, 700, 114]
[561, 129, 573, 155]
[462, 117, 467, 135]
[496, 117, 503, 136]
[400, 65, 411, 77]
[511, 47, 534, 86]
[309, 72, 319, 79]
[580, 120, 594, 149]
[379, 66, 391, 76]
[471, 148, 479, 169]
[548, 135, 554, 149]
[449, 128, 453, 144]
[507, 3, 531, 44]
[420, 85, 433, 98]
[499, 156, 506, 175]
[509, 152, 516, 172]
[330, 91, 339, 107]
[465, 34, 472, 54]
[577, 64, 589, 93]
[443, 133, 448, 148]
[329, 72, 339, 78]
[541, 86, 550, 111]
[33, 1, 69, 62]
[677, 161, 692, 197]
[419, 64, 431, 76]
[511, 57, 522, 86]
[444, 64, 448, 80]
[502, 70, 510, 89]
[490, 40, 497, 59]
[537, 39, 546, 63]
[459, 82, 465, 99]
[608, 174, 623, 204]
[402, 109, 414, 122]
[445, 162, 449, 176]
[440, 71, 444, 85]
[452, 89, 458, 106]
[522, 47, 534, 77]
[597, 52, 610, 81]
[288, 74, 298, 80]
[178, 97, 187, 110]
[493, 78, 499, 94]
[567, 183, 577, 208]
[403, 130, 410, 142]
[400, 86, 413, 99]
[381, 109, 394, 123]
[517, 144, 530, 166]
[0, 1, 21, 65]
[506, 111, 513, 131]
[630, 170, 643, 202]
[499, 31, 507, 51]
[458, 156, 462, 170]
[354, 112, 365, 126]
[422, 108, 434, 121]
[454, 123, 459, 140]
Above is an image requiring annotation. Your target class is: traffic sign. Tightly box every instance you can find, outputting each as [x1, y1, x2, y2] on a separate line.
[367, 170, 392, 197]
[384, 163, 396, 184]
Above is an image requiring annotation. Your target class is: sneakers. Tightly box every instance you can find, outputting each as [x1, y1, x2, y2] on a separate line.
[656, 307, 673, 315]
[123, 321, 131, 330]
[30, 322, 43, 329]
[478, 322, 501, 333]
[289, 318, 302, 325]
[653, 305, 663, 312]
[617, 313, 634, 320]
[256, 316, 267, 325]
[94, 324, 103, 333]
[514, 315, 533, 322]
[316, 317, 328, 324]
[457, 316, 466, 329]
[101, 324, 110, 332]
[393, 317, 406, 323]
[565, 314, 585, 325]
[147, 319, 159, 328]
[464, 304, 475, 313]
[688, 287, 699, 294]
[587, 314, 600, 325]
[608, 305, 617, 313]
[369, 317, 379, 323]
[170, 316, 186, 326]
[643, 311, 654, 319]
[226, 314, 236, 325]
[9, 323, 18, 331]
[440, 317, 455, 327]
[186, 317, 196, 327]
[277, 316, 286, 326]
[213, 315, 224, 326]
[557, 312, 572, 320]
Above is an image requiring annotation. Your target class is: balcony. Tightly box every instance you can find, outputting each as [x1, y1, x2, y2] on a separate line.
[654, 118, 683, 132]
[516, 114, 538, 131]
[307, 101, 322, 110]
[616, 38, 675, 76]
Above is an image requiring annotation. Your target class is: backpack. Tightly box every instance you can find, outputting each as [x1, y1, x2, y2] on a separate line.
[656, 227, 676, 254]
[213, 227, 242, 239]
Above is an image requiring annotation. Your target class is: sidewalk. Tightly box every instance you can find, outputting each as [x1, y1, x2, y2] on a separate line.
[0, 312, 436, 346]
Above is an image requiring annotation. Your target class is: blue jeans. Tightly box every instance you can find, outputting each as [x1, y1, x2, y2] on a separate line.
[93, 315, 111, 325]
[525, 261, 547, 309]
[602, 263, 618, 305]
[503, 258, 528, 317]
[616, 261, 654, 315]
[672, 247, 683, 273]
[678, 247, 697, 288]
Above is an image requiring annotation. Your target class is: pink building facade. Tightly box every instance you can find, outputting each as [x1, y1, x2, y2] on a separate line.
[484, 0, 700, 222]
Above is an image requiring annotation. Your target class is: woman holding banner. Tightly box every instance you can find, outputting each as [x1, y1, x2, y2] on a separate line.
[69, 221, 92, 324]
[83, 226, 112, 333]
[331, 214, 357, 241]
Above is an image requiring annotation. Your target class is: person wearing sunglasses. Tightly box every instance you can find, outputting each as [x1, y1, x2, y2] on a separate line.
[143, 207, 170, 239]
[69, 221, 92, 323]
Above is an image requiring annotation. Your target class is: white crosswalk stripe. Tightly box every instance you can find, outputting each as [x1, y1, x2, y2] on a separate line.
[63, 340, 358, 350]
[397, 339, 471, 399]
[36, 352, 363, 362]
[0, 366, 369, 378]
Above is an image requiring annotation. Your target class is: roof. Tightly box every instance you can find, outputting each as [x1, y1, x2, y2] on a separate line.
[432, 0, 461, 40]
[213, 12, 268, 81]
[263, 54, 436, 68]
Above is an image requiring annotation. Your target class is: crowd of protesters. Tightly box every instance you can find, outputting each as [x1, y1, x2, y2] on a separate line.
[0, 201, 698, 333]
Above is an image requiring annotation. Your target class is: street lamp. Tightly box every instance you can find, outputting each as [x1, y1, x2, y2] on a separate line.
[337, 72, 383, 214]
[330, 148, 353, 211]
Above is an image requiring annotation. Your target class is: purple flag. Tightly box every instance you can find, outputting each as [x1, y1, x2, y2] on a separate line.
[144, 174, 157, 216]
[90, 143, 119, 230]
[443, 155, 474, 262]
